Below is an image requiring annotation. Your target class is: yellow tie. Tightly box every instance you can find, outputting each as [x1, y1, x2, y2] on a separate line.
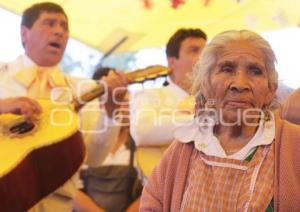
[26, 68, 49, 98]
[14, 66, 68, 99]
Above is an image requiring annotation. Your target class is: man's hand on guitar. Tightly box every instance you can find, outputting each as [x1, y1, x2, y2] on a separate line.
[0, 97, 42, 120]
[101, 70, 128, 118]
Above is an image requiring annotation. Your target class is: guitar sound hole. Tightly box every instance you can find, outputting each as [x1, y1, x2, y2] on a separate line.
[10, 121, 35, 134]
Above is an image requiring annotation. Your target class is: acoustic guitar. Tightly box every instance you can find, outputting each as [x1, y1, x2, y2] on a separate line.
[0, 65, 169, 212]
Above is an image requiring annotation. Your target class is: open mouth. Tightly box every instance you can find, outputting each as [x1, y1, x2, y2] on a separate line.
[49, 42, 61, 49]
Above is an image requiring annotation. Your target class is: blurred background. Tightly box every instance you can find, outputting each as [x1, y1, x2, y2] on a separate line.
[0, 0, 299, 89]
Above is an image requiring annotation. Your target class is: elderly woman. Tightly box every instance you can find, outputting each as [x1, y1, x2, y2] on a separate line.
[140, 30, 300, 211]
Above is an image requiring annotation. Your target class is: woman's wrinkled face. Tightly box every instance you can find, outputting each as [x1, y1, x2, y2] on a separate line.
[203, 41, 276, 123]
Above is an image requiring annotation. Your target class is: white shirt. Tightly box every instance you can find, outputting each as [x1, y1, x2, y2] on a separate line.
[101, 144, 131, 166]
[130, 79, 193, 146]
[79, 99, 120, 167]
[174, 113, 275, 160]
[0, 55, 120, 211]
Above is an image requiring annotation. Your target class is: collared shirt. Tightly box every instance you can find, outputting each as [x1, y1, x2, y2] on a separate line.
[0, 55, 68, 99]
[0, 54, 120, 212]
[0, 54, 120, 166]
[174, 113, 275, 160]
[130, 78, 193, 146]
[165, 78, 188, 100]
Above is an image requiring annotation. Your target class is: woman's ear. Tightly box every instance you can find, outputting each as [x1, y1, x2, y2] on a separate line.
[195, 93, 206, 111]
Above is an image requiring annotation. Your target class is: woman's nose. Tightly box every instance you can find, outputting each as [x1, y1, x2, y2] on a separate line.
[229, 71, 250, 92]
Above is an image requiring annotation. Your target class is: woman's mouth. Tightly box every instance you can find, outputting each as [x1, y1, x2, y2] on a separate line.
[226, 100, 252, 108]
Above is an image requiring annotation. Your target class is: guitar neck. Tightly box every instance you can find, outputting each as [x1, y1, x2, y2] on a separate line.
[73, 66, 170, 110]
[73, 83, 105, 110]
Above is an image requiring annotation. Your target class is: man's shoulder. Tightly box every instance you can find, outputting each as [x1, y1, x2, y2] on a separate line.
[0, 61, 14, 77]
[0, 55, 26, 74]
[131, 86, 174, 99]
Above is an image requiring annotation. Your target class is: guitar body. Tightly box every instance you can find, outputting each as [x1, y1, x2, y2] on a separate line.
[0, 100, 85, 211]
[0, 131, 84, 212]
[0, 66, 169, 211]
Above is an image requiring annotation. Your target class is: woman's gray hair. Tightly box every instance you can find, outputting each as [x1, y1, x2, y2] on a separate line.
[191, 30, 278, 107]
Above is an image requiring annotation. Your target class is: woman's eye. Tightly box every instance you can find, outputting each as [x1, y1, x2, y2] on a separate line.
[221, 66, 233, 73]
[249, 67, 263, 75]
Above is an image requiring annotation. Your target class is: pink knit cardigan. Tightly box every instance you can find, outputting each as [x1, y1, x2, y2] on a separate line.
[140, 115, 300, 211]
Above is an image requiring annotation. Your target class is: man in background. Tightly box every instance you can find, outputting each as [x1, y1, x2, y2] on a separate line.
[130, 28, 207, 147]
[0, 2, 127, 211]
[129, 28, 207, 179]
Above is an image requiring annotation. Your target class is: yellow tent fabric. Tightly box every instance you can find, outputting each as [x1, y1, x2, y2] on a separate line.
[0, 0, 299, 53]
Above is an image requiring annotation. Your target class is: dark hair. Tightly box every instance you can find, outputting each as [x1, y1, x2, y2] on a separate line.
[21, 2, 68, 29]
[92, 67, 116, 80]
[166, 28, 207, 58]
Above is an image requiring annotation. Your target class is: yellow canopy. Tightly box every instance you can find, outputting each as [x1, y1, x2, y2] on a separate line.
[0, 0, 299, 53]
